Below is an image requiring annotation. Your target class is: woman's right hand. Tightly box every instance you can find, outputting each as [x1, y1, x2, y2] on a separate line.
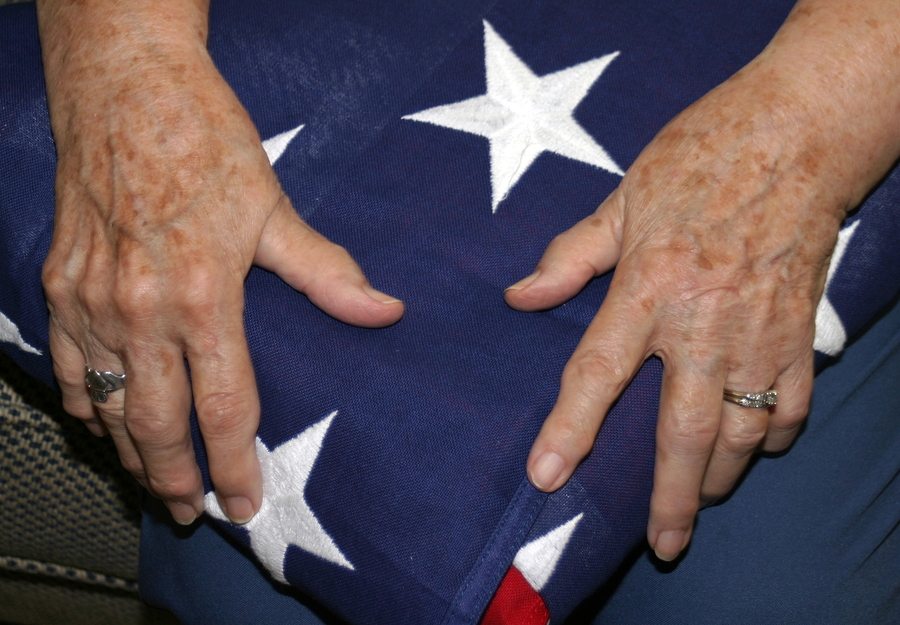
[38, 1, 404, 525]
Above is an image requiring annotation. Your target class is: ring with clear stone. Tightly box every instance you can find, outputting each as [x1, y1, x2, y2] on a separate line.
[723, 388, 777, 409]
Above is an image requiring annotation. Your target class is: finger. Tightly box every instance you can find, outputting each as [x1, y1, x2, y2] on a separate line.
[122, 342, 204, 525]
[700, 372, 775, 504]
[81, 346, 148, 490]
[186, 296, 262, 524]
[83, 419, 109, 437]
[48, 319, 95, 422]
[48, 323, 107, 436]
[527, 290, 651, 493]
[648, 361, 725, 562]
[505, 189, 624, 311]
[255, 196, 404, 328]
[763, 355, 813, 453]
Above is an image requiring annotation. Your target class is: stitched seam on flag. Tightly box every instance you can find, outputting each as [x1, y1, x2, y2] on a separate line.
[533, 477, 611, 623]
[440, 478, 548, 625]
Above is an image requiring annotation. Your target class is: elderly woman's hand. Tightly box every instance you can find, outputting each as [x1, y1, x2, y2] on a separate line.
[506, 0, 899, 561]
[37, 1, 403, 525]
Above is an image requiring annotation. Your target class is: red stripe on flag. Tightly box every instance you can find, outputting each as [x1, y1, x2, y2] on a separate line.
[480, 566, 550, 625]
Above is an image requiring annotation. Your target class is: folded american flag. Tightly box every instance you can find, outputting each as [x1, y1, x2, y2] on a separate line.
[1, 1, 897, 624]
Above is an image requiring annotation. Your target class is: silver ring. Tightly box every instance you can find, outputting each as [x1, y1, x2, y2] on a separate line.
[85, 366, 126, 403]
[723, 388, 777, 409]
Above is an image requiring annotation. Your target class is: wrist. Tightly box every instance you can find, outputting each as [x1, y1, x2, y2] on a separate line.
[744, 0, 900, 207]
[38, 1, 212, 141]
[38, 0, 209, 73]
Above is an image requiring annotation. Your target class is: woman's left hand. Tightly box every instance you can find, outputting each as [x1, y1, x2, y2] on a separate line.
[505, 0, 899, 562]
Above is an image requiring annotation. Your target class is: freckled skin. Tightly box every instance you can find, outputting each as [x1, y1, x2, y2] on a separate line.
[35, 0, 405, 525]
[35, 0, 898, 546]
[508, 0, 900, 562]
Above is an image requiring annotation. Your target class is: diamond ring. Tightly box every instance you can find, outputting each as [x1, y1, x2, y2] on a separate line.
[723, 388, 777, 409]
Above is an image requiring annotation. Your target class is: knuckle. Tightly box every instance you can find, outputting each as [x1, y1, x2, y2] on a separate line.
[62, 400, 94, 421]
[700, 483, 728, 504]
[545, 231, 572, 253]
[542, 231, 581, 264]
[120, 456, 146, 480]
[651, 490, 700, 523]
[188, 327, 222, 356]
[328, 243, 353, 264]
[319, 243, 363, 283]
[720, 416, 767, 454]
[563, 348, 630, 398]
[660, 410, 718, 454]
[196, 392, 254, 440]
[112, 275, 164, 320]
[177, 265, 229, 323]
[125, 414, 173, 444]
[53, 359, 84, 389]
[773, 404, 809, 430]
[42, 262, 71, 305]
[763, 432, 795, 453]
[544, 421, 595, 458]
[76, 280, 110, 318]
[94, 402, 126, 425]
[147, 473, 197, 501]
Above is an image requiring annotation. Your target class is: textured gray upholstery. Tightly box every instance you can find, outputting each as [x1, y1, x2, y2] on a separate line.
[0, 353, 178, 625]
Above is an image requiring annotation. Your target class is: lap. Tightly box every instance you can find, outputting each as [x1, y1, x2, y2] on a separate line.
[141, 297, 900, 625]
[589, 296, 900, 625]
[140, 502, 328, 625]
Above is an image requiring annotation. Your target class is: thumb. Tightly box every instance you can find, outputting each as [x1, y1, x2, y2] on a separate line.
[505, 189, 625, 311]
[255, 196, 404, 327]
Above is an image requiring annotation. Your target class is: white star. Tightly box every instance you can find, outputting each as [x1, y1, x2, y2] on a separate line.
[205, 411, 354, 583]
[0, 311, 41, 355]
[262, 123, 304, 165]
[404, 21, 623, 213]
[814, 220, 859, 356]
[513, 513, 583, 592]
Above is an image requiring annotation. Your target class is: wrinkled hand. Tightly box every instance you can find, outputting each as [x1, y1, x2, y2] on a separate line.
[41, 38, 403, 525]
[505, 59, 870, 559]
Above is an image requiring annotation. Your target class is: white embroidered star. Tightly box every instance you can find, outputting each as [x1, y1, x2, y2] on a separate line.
[0, 311, 41, 355]
[513, 513, 583, 592]
[404, 21, 623, 213]
[814, 220, 859, 356]
[205, 411, 354, 583]
[262, 123, 304, 165]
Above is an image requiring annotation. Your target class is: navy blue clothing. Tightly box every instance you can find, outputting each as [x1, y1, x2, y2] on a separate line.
[141, 297, 900, 624]
[586, 297, 900, 624]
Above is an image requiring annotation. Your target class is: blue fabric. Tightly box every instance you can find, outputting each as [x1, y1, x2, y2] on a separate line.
[140, 296, 900, 625]
[140, 499, 330, 625]
[1, 1, 898, 623]
[587, 295, 900, 625]
[141, 500, 328, 625]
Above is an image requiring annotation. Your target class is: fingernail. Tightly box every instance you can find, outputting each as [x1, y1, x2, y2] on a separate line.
[529, 451, 565, 491]
[224, 496, 256, 524]
[169, 502, 198, 526]
[653, 530, 686, 562]
[363, 285, 402, 305]
[505, 270, 542, 292]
